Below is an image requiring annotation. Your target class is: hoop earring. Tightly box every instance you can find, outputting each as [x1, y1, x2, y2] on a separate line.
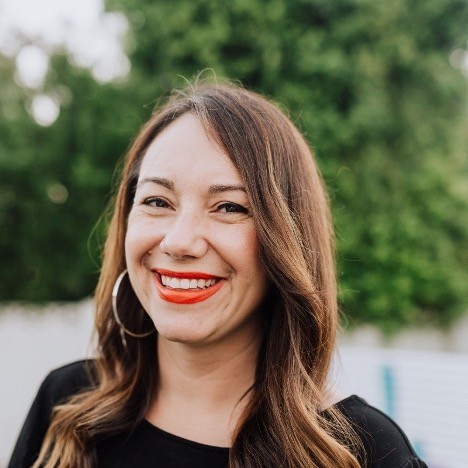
[112, 269, 155, 347]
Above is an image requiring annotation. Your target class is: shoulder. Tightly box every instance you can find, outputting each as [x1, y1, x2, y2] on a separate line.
[8, 360, 95, 468]
[335, 395, 426, 468]
[38, 359, 96, 405]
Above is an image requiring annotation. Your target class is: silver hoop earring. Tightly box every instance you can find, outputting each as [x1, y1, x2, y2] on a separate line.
[112, 269, 155, 347]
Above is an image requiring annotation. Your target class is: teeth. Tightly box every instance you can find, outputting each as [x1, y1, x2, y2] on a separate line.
[180, 279, 190, 289]
[160, 275, 217, 290]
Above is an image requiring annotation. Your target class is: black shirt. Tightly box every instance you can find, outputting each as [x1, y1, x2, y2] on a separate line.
[8, 361, 427, 468]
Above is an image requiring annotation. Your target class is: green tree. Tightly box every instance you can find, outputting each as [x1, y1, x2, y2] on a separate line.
[0, 0, 466, 332]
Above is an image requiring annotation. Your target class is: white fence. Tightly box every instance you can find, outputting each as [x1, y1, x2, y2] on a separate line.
[1, 302, 467, 467]
[334, 347, 468, 467]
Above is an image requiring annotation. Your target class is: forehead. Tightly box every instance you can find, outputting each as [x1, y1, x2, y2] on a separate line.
[138, 113, 243, 186]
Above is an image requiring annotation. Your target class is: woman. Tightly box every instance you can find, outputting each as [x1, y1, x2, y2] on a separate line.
[9, 83, 426, 467]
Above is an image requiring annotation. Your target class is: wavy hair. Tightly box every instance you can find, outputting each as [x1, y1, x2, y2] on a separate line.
[35, 82, 362, 467]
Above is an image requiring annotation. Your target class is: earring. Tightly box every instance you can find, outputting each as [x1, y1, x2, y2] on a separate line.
[112, 269, 155, 348]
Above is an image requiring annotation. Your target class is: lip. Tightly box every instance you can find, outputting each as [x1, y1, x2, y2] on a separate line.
[154, 269, 221, 280]
[152, 269, 225, 304]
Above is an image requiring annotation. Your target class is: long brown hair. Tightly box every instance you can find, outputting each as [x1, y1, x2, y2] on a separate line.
[35, 82, 362, 467]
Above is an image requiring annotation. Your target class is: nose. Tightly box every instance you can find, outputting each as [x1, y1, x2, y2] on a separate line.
[159, 210, 209, 260]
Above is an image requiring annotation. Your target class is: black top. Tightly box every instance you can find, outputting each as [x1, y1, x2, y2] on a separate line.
[8, 361, 427, 468]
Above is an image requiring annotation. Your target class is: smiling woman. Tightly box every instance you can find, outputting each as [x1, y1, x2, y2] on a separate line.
[125, 113, 267, 346]
[8, 82, 427, 468]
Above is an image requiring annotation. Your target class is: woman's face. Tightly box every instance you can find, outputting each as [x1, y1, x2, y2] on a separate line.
[125, 113, 268, 346]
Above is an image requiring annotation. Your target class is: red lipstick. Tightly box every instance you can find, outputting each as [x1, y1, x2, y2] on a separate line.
[152, 269, 225, 304]
[155, 269, 219, 280]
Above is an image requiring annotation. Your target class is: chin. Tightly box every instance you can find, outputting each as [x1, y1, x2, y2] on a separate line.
[158, 328, 216, 346]
[150, 314, 217, 345]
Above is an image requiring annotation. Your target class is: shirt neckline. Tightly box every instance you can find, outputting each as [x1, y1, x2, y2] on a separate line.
[141, 394, 359, 452]
[140, 419, 231, 453]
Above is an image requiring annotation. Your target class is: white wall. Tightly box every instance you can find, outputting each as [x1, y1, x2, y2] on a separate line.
[1, 302, 467, 467]
[333, 347, 468, 468]
[0, 301, 94, 466]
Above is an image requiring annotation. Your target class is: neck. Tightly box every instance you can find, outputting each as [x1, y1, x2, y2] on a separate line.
[157, 330, 262, 407]
[146, 325, 263, 446]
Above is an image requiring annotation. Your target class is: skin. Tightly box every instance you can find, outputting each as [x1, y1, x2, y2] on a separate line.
[125, 113, 269, 446]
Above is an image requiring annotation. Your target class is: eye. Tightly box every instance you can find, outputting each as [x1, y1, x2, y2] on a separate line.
[142, 197, 170, 209]
[217, 202, 249, 214]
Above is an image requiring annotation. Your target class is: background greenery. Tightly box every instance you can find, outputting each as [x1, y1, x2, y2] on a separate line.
[0, 0, 466, 332]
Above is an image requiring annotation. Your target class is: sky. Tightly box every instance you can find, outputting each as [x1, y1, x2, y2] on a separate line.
[0, 0, 130, 125]
[1, 0, 466, 125]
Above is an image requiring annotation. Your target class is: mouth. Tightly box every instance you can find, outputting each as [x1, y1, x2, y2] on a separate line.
[152, 269, 225, 304]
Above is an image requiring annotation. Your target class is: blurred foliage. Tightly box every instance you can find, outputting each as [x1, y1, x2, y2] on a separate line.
[0, 0, 466, 332]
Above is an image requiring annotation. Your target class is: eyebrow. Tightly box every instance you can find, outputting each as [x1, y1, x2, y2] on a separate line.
[137, 177, 246, 194]
[208, 184, 247, 194]
[137, 177, 174, 190]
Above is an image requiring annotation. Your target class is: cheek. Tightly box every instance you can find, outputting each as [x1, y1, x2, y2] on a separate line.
[231, 224, 259, 252]
[241, 226, 268, 297]
[220, 224, 265, 282]
[125, 215, 162, 265]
